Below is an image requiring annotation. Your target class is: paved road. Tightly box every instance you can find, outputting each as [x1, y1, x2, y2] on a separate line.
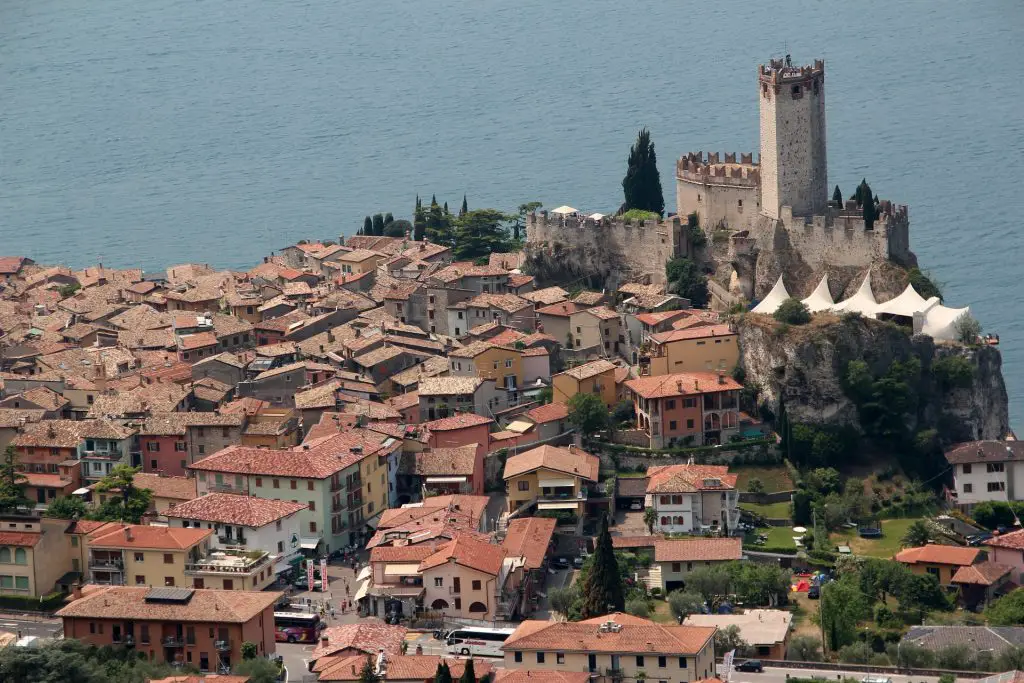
[738, 666, 942, 683]
[0, 615, 63, 640]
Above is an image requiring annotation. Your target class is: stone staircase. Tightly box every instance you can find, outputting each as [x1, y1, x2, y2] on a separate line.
[640, 564, 662, 592]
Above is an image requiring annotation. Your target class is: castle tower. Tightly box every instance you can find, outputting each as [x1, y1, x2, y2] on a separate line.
[758, 56, 827, 219]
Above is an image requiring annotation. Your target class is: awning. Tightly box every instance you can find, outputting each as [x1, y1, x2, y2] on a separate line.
[384, 564, 421, 576]
[273, 560, 293, 574]
[537, 502, 579, 510]
[72, 488, 90, 495]
[56, 570, 81, 585]
[299, 537, 322, 550]
[353, 580, 369, 602]
[357, 565, 372, 582]
[538, 478, 575, 488]
[364, 515, 381, 530]
[425, 476, 468, 484]
[505, 420, 533, 434]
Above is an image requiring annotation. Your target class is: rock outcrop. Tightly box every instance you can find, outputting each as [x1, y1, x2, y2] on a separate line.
[738, 313, 1008, 443]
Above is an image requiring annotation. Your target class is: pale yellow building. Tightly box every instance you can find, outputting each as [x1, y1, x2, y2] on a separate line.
[501, 613, 717, 683]
[503, 444, 600, 517]
[449, 341, 524, 393]
[336, 249, 385, 275]
[644, 324, 739, 376]
[552, 359, 618, 408]
[567, 307, 622, 356]
[0, 513, 72, 598]
[419, 534, 513, 621]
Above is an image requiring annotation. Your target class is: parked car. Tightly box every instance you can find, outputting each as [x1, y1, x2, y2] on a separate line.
[551, 557, 570, 569]
[629, 501, 642, 511]
[573, 556, 584, 568]
[292, 575, 324, 591]
[861, 677, 892, 683]
[735, 660, 763, 673]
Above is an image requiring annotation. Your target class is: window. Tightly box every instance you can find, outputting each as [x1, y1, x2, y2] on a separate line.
[291, 480, 297, 490]
[175, 442, 186, 452]
[197, 445, 205, 455]
[537, 653, 545, 664]
[276, 520, 282, 531]
[659, 495, 669, 504]
[518, 481, 529, 491]
[589, 654, 597, 672]
[89, 622, 96, 634]
[140, 624, 149, 644]
[686, 419, 695, 429]
[254, 477, 263, 487]
[135, 575, 146, 585]
[671, 495, 683, 505]
[454, 597, 461, 609]
[658, 656, 666, 668]
[666, 399, 675, 409]
[134, 552, 144, 562]
[989, 482, 1007, 492]
[223, 579, 234, 590]
[147, 442, 159, 452]
[14, 576, 28, 590]
[163, 553, 173, 564]
[309, 501, 316, 512]
[962, 464, 972, 474]
[200, 653, 209, 672]
[472, 580, 481, 590]
[514, 652, 522, 663]
[636, 656, 645, 667]
[165, 577, 175, 586]
[309, 521, 317, 533]
[557, 653, 565, 664]
[277, 541, 284, 553]
[988, 463, 1005, 473]
[308, 481, 315, 491]
[434, 577, 443, 587]
[71, 536, 78, 548]
[505, 359, 513, 368]
[273, 479, 280, 488]
[684, 398, 697, 408]
[669, 421, 677, 430]
[671, 563, 680, 572]
[679, 658, 688, 668]
[963, 483, 973, 493]
[13, 548, 26, 565]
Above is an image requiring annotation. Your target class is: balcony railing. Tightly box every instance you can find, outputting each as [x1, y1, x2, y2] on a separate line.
[537, 487, 587, 502]
[217, 535, 247, 546]
[162, 635, 184, 647]
[209, 484, 245, 494]
[185, 550, 269, 575]
[330, 480, 344, 493]
[332, 500, 343, 513]
[214, 640, 232, 652]
[81, 450, 124, 461]
[88, 559, 124, 571]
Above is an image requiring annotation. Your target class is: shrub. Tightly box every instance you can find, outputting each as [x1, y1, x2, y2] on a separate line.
[954, 314, 982, 345]
[788, 635, 824, 662]
[933, 355, 974, 390]
[625, 598, 651, 618]
[0, 591, 67, 612]
[747, 478, 765, 494]
[773, 298, 811, 325]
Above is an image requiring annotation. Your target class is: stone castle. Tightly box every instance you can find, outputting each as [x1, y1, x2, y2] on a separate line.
[526, 56, 914, 302]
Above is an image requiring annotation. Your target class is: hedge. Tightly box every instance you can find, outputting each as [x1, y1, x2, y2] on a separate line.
[0, 591, 67, 612]
[586, 437, 774, 457]
[743, 544, 798, 555]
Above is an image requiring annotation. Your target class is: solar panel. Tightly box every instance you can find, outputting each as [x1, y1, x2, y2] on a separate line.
[144, 587, 195, 603]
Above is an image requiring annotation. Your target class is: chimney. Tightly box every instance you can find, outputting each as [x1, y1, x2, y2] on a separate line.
[718, 371, 725, 385]
[676, 379, 683, 392]
[71, 582, 82, 601]
[123, 527, 133, 542]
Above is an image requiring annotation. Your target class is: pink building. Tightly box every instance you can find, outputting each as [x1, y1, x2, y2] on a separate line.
[984, 529, 1024, 584]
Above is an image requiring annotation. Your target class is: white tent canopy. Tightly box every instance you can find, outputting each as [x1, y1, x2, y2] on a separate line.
[874, 284, 930, 318]
[802, 275, 835, 313]
[918, 303, 972, 341]
[589, 213, 606, 220]
[832, 271, 878, 317]
[550, 205, 579, 215]
[751, 276, 791, 315]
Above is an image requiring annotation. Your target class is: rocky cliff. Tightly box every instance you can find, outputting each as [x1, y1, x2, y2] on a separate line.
[738, 313, 1008, 443]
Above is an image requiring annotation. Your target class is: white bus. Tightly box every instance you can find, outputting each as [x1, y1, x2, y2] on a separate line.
[445, 626, 516, 657]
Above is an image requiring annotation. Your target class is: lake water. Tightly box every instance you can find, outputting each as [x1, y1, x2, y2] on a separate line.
[1, 0, 1022, 425]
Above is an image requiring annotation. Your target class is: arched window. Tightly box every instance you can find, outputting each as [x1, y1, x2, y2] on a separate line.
[14, 548, 26, 565]
[431, 599, 449, 610]
[468, 602, 488, 613]
[673, 516, 685, 525]
[0, 548, 9, 563]
[660, 517, 670, 526]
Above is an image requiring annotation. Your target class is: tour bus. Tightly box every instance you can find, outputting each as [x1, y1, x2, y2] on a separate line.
[274, 611, 323, 643]
[445, 626, 516, 657]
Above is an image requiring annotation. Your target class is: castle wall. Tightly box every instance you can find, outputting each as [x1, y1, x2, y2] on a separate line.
[676, 153, 761, 233]
[769, 202, 910, 270]
[525, 212, 684, 285]
[759, 60, 827, 219]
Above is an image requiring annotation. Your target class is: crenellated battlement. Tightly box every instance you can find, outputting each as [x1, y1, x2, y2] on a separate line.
[676, 152, 760, 188]
[758, 58, 825, 86]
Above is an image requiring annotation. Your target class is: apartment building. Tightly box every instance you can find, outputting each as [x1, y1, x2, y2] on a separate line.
[503, 445, 600, 518]
[625, 372, 742, 448]
[944, 441, 1024, 512]
[641, 324, 739, 376]
[552, 360, 618, 409]
[140, 413, 247, 477]
[645, 465, 740, 536]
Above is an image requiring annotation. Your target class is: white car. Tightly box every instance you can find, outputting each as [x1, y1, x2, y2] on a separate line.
[629, 501, 642, 511]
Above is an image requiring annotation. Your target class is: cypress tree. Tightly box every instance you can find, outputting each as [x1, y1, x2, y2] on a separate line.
[832, 185, 843, 206]
[443, 201, 449, 215]
[861, 181, 877, 230]
[458, 658, 476, 683]
[362, 216, 372, 236]
[435, 661, 454, 683]
[622, 128, 665, 216]
[384, 212, 394, 226]
[460, 195, 468, 217]
[359, 657, 380, 683]
[414, 207, 427, 242]
[372, 213, 385, 236]
[580, 513, 624, 618]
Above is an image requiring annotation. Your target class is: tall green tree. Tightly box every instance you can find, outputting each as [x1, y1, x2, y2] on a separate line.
[622, 128, 665, 216]
[0, 446, 28, 512]
[832, 185, 843, 206]
[819, 575, 870, 651]
[665, 257, 708, 308]
[460, 195, 468, 217]
[452, 209, 513, 260]
[434, 661, 454, 683]
[512, 201, 543, 242]
[46, 495, 87, 519]
[358, 657, 380, 683]
[426, 196, 454, 245]
[371, 213, 385, 236]
[90, 465, 153, 523]
[414, 206, 427, 242]
[458, 657, 476, 683]
[383, 212, 394, 226]
[361, 216, 372, 236]
[686, 565, 732, 611]
[580, 514, 624, 618]
[566, 393, 609, 437]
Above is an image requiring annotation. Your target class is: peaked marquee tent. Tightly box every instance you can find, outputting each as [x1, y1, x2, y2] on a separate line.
[801, 275, 835, 313]
[750, 276, 791, 315]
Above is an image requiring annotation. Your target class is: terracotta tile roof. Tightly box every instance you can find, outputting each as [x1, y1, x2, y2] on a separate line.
[502, 517, 557, 570]
[341, 400, 402, 421]
[22, 471, 74, 488]
[614, 366, 631, 384]
[449, 340, 505, 359]
[521, 287, 569, 306]
[165, 492, 306, 527]
[13, 418, 133, 448]
[389, 356, 450, 388]
[387, 391, 420, 411]
[56, 586, 280, 623]
[894, 544, 982, 566]
[178, 331, 219, 350]
[0, 531, 42, 547]
[316, 655, 489, 682]
[646, 464, 737, 493]
[485, 329, 526, 346]
[418, 376, 483, 396]
[671, 310, 721, 329]
[503, 445, 599, 481]
[654, 538, 742, 563]
[560, 359, 617, 381]
[0, 408, 46, 428]
[412, 446, 478, 477]
[634, 310, 688, 327]
[651, 324, 735, 344]
[311, 623, 408, 659]
[0, 256, 28, 275]
[87, 384, 190, 417]
[18, 386, 69, 411]
[88, 524, 212, 550]
[626, 371, 742, 399]
[419, 534, 507, 576]
[985, 528, 1024, 550]
[191, 430, 388, 478]
[493, 671, 590, 683]
[951, 560, 1013, 586]
[219, 397, 269, 416]
[149, 676, 251, 683]
[508, 274, 534, 288]
[578, 306, 619, 321]
[503, 616, 716, 654]
[524, 402, 569, 424]
[611, 535, 663, 550]
[369, 545, 437, 563]
[353, 344, 408, 368]
[619, 282, 665, 297]
[140, 412, 244, 436]
[423, 412, 492, 431]
[466, 293, 531, 313]
[521, 347, 549, 357]
[536, 302, 579, 318]
[132, 473, 197, 501]
[369, 495, 489, 547]
[294, 379, 344, 410]
[945, 441, 1024, 465]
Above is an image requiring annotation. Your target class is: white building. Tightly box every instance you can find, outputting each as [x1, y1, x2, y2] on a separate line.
[165, 492, 307, 574]
[945, 441, 1024, 512]
[645, 464, 740, 535]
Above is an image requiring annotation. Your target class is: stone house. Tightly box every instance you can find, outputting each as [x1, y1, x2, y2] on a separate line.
[139, 413, 247, 477]
[552, 359, 617, 409]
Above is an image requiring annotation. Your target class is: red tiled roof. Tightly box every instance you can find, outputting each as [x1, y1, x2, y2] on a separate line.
[423, 413, 493, 431]
[635, 310, 689, 326]
[190, 430, 388, 478]
[503, 445, 599, 481]
[626, 371, 742, 399]
[951, 561, 1013, 586]
[419, 534, 507, 576]
[369, 545, 437, 563]
[651, 324, 735, 344]
[654, 538, 743, 563]
[0, 531, 42, 547]
[945, 441, 1024, 465]
[525, 402, 569, 424]
[88, 525, 212, 550]
[894, 544, 981, 566]
[985, 528, 1024, 550]
[179, 331, 219, 350]
[503, 615, 715, 654]
[165, 493, 306, 527]
[646, 464, 737, 493]
[56, 586, 280, 623]
[536, 302, 580, 317]
[502, 517, 557, 570]
[311, 623, 408, 660]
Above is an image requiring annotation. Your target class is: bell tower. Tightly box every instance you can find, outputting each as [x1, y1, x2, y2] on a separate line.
[758, 56, 827, 220]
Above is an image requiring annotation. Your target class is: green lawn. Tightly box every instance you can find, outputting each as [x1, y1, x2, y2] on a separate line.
[734, 465, 794, 493]
[746, 526, 799, 549]
[740, 500, 792, 518]
[829, 517, 921, 558]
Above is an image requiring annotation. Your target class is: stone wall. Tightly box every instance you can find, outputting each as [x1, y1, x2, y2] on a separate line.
[676, 152, 761, 233]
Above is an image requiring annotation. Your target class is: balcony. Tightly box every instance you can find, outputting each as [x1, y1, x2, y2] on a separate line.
[209, 484, 245, 494]
[185, 549, 269, 575]
[162, 635, 184, 648]
[332, 500, 343, 513]
[347, 498, 363, 511]
[214, 640, 232, 652]
[88, 558, 124, 571]
[330, 480, 344, 493]
[217, 535, 247, 546]
[80, 449, 125, 461]
[537, 486, 587, 502]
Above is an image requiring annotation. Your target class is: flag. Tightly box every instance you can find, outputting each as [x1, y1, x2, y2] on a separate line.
[721, 649, 736, 683]
[320, 558, 328, 593]
[307, 560, 315, 592]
